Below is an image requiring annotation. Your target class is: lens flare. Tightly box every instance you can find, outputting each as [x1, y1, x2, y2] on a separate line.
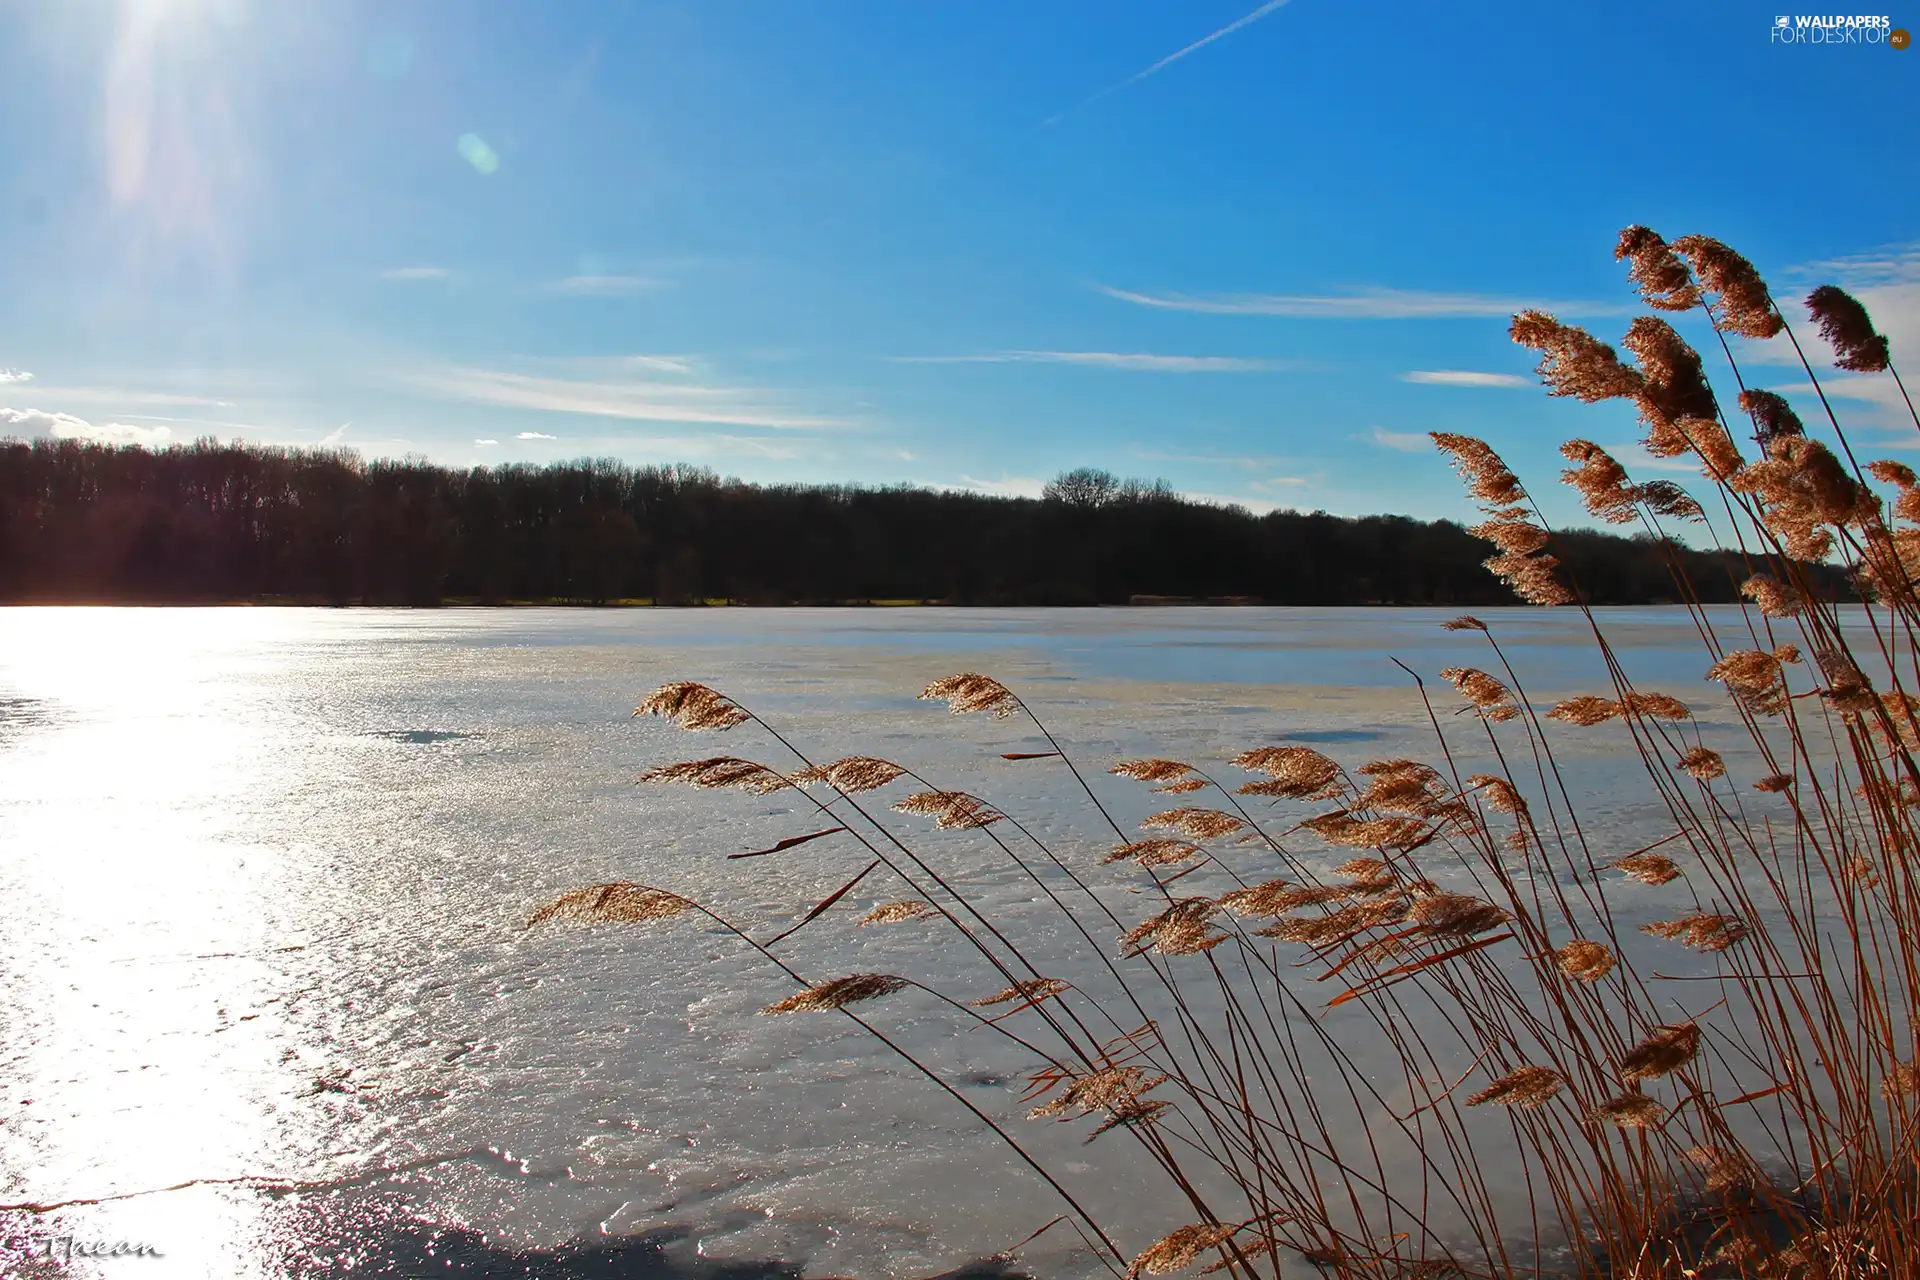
[457, 133, 500, 176]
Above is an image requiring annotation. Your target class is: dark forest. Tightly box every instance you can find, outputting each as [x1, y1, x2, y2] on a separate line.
[0, 438, 1802, 607]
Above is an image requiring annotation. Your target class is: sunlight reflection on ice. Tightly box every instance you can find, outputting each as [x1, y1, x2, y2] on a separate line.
[0, 606, 1828, 1278]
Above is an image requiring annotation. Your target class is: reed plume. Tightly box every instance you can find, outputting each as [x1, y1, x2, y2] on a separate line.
[921, 672, 1020, 718]
[1738, 572, 1803, 618]
[1621, 317, 1731, 466]
[1635, 480, 1706, 522]
[792, 756, 907, 792]
[1738, 388, 1805, 445]
[1706, 647, 1798, 715]
[1674, 746, 1726, 781]
[1615, 225, 1701, 312]
[634, 681, 751, 730]
[1671, 234, 1784, 339]
[1806, 284, 1891, 373]
[1231, 746, 1340, 798]
[1029, 1065, 1168, 1120]
[1509, 312, 1644, 402]
[638, 756, 793, 794]
[1404, 891, 1510, 938]
[1128, 1224, 1239, 1278]
[1592, 1093, 1665, 1129]
[527, 883, 691, 927]
[1105, 838, 1205, 867]
[1464, 1066, 1563, 1109]
[1618, 1023, 1702, 1081]
[1560, 440, 1640, 525]
[762, 974, 910, 1014]
[1555, 938, 1616, 982]
[1440, 667, 1521, 722]
[892, 790, 1003, 829]
[971, 978, 1070, 1008]
[859, 900, 934, 925]
[1121, 899, 1230, 957]
[1612, 854, 1683, 885]
[1141, 808, 1246, 842]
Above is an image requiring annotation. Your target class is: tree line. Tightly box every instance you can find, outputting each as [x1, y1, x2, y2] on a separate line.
[0, 439, 1806, 607]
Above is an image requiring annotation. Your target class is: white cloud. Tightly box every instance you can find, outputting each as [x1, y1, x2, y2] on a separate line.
[1771, 242, 1920, 375]
[516, 431, 558, 440]
[1766, 376, 1910, 412]
[957, 474, 1048, 499]
[1401, 370, 1532, 388]
[1099, 284, 1630, 320]
[897, 350, 1290, 372]
[1366, 427, 1432, 452]
[0, 369, 31, 384]
[551, 275, 660, 296]
[318, 422, 349, 446]
[475, 438, 500, 446]
[1179, 491, 1285, 515]
[381, 266, 450, 281]
[1, 406, 174, 446]
[411, 363, 847, 430]
[1607, 443, 1705, 475]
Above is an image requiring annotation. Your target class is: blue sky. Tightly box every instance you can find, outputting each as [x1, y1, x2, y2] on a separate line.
[1, 0, 1915, 524]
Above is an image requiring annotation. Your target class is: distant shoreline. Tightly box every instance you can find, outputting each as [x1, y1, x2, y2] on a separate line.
[0, 595, 1696, 609]
[0, 441, 1841, 610]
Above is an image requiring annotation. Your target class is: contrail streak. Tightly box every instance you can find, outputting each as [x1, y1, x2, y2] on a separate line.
[1048, 0, 1296, 123]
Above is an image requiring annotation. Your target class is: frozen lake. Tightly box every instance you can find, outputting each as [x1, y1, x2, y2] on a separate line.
[0, 606, 1797, 1278]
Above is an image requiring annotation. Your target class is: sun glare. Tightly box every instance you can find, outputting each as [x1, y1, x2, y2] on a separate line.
[105, 0, 251, 271]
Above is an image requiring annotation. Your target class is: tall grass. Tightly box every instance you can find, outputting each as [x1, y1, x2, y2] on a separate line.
[529, 229, 1920, 1279]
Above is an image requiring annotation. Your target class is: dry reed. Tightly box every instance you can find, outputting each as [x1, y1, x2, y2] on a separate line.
[525, 227, 1920, 1280]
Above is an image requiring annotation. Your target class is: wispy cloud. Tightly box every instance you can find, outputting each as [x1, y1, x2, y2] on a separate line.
[475, 438, 500, 446]
[381, 266, 450, 281]
[577, 432, 804, 461]
[410, 362, 847, 430]
[1402, 370, 1532, 388]
[516, 431, 558, 440]
[1767, 376, 1913, 413]
[1133, 449, 1289, 470]
[0, 369, 31, 384]
[1, 406, 174, 447]
[318, 422, 350, 447]
[896, 350, 1292, 372]
[550, 275, 661, 297]
[1850, 433, 1920, 452]
[1610, 444, 1707, 475]
[559, 353, 699, 375]
[1791, 242, 1920, 289]
[19, 385, 235, 408]
[1050, 0, 1296, 122]
[1100, 284, 1629, 320]
[1366, 427, 1433, 453]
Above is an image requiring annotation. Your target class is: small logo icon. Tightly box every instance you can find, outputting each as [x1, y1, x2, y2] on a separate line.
[1776, 14, 1792, 26]
[1893, 26, 1912, 47]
